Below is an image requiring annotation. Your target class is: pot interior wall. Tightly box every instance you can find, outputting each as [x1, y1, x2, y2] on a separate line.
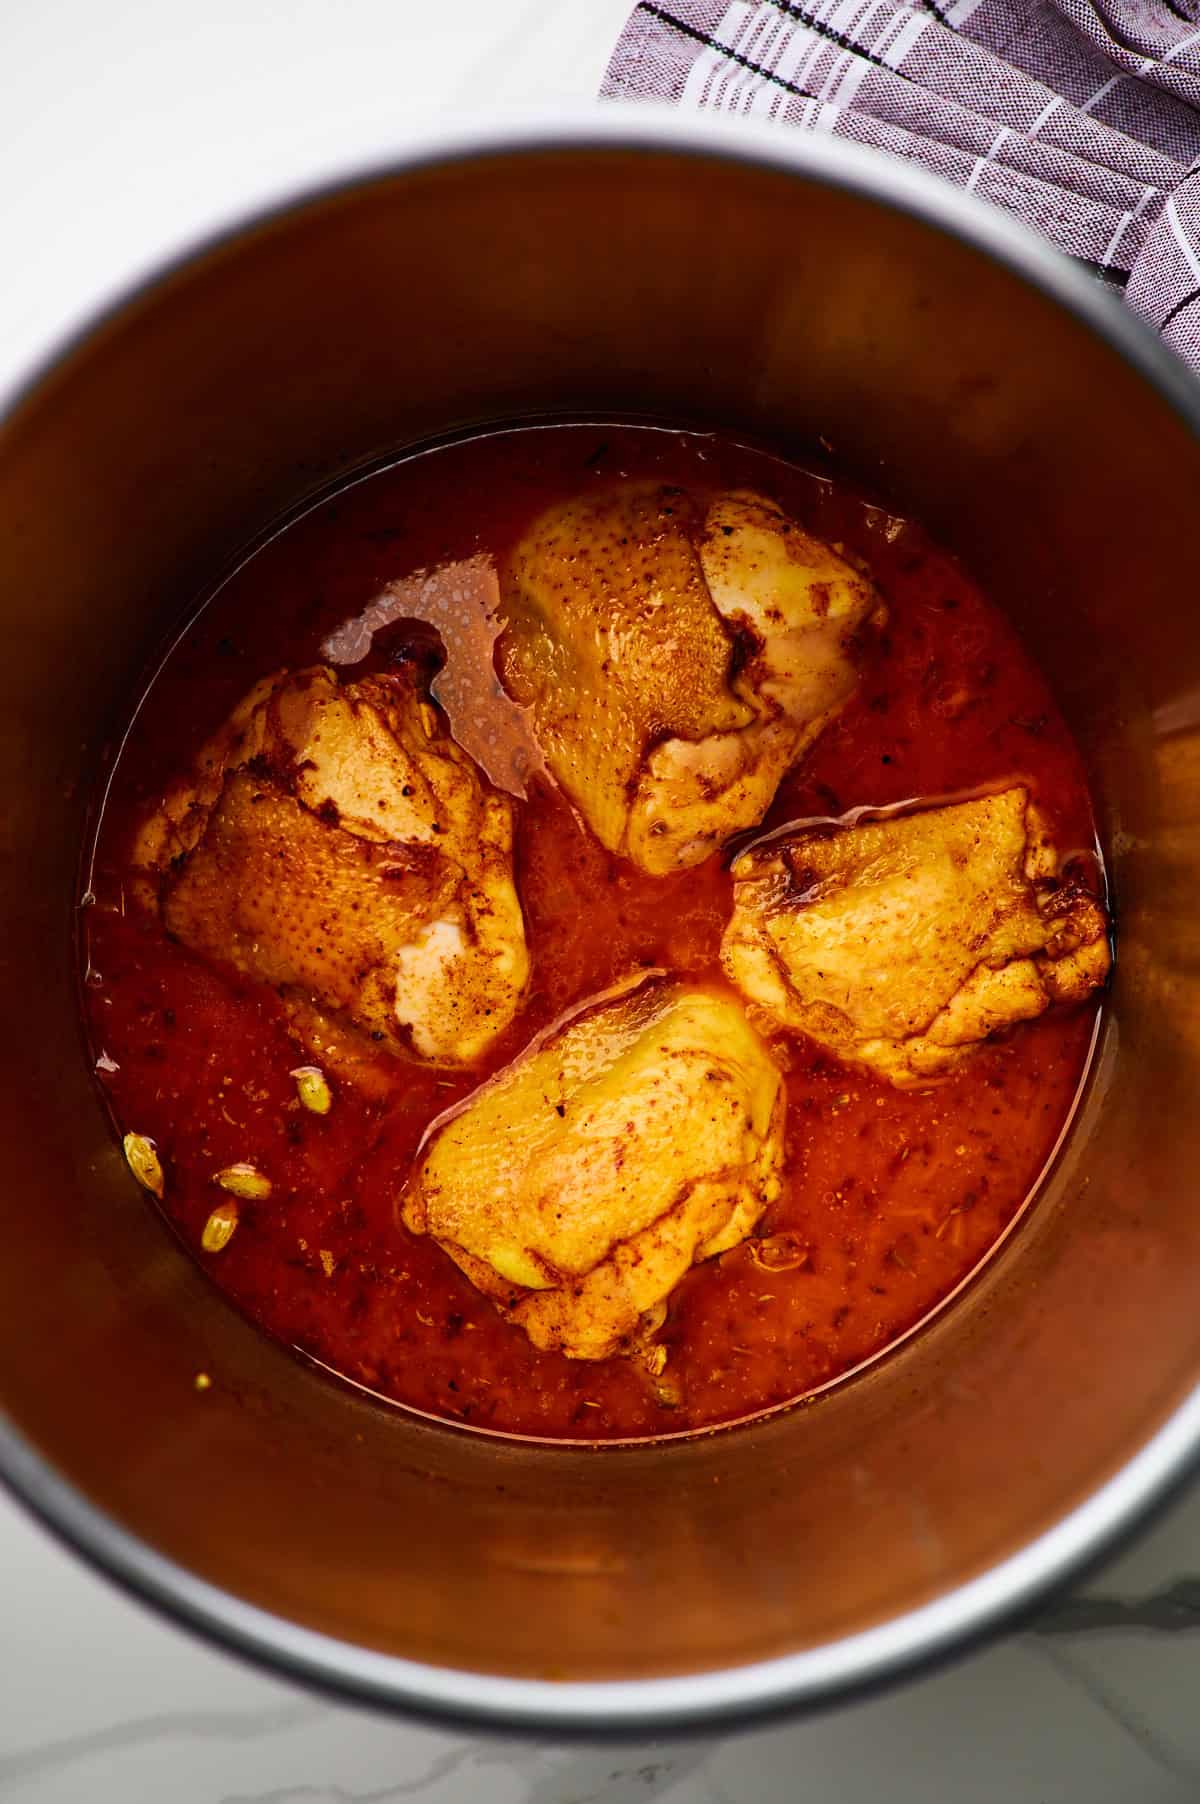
[2, 143, 1199, 1686]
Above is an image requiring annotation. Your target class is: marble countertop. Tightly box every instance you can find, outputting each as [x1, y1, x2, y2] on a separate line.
[4, 2, 1200, 1797]
[8, 1478, 1200, 1802]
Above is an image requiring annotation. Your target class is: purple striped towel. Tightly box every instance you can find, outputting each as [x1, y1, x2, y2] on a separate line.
[601, 0, 1200, 369]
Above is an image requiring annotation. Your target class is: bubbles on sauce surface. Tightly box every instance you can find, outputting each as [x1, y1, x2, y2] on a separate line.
[79, 423, 1105, 1442]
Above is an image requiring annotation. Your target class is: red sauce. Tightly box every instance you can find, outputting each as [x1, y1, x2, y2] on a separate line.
[81, 424, 1104, 1441]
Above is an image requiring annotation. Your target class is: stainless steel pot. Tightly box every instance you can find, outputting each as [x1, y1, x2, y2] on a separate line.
[2, 114, 1200, 1736]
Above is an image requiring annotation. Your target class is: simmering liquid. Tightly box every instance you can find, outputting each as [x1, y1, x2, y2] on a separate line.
[81, 424, 1104, 1440]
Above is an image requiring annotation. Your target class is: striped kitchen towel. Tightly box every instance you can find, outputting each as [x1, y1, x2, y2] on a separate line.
[601, 0, 1200, 367]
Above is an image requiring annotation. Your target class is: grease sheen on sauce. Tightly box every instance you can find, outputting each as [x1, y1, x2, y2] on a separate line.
[82, 425, 1102, 1441]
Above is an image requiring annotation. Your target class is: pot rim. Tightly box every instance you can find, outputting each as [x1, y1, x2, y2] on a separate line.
[2, 107, 1198, 1736]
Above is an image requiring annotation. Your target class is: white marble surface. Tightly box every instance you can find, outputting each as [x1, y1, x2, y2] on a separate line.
[5, 2, 1200, 1798]
[7, 1474, 1200, 1802]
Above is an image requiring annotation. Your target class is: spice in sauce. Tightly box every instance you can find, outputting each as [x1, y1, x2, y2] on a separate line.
[81, 424, 1105, 1441]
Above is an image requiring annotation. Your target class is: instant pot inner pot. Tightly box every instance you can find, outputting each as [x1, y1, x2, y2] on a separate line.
[2, 141, 1200, 1697]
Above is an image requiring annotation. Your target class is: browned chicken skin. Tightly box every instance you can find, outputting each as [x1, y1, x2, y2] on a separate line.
[131, 665, 529, 1066]
[721, 787, 1111, 1086]
[401, 973, 786, 1361]
[500, 484, 881, 874]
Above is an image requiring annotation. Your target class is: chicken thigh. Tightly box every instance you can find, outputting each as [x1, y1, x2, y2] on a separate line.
[131, 665, 529, 1066]
[721, 787, 1110, 1087]
[499, 484, 880, 875]
[401, 973, 786, 1360]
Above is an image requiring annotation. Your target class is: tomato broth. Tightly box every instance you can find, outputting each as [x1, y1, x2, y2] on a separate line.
[81, 424, 1104, 1440]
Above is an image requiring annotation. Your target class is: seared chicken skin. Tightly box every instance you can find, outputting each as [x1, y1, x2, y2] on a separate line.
[131, 666, 529, 1066]
[722, 788, 1110, 1087]
[499, 485, 880, 874]
[401, 973, 786, 1360]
